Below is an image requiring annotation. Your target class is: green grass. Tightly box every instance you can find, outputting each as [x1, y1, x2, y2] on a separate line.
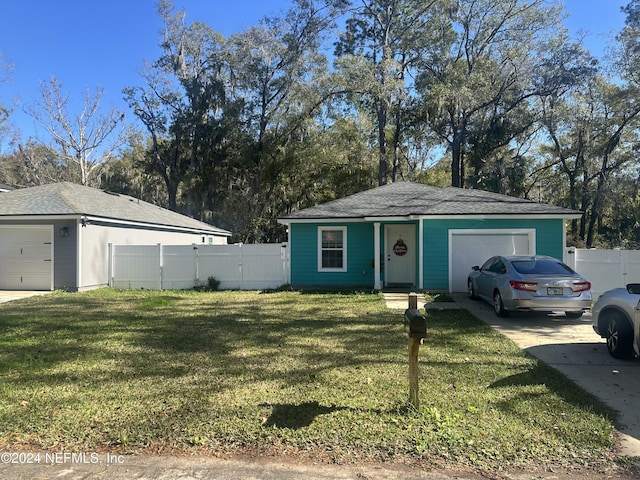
[0, 289, 621, 471]
[424, 291, 455, 302]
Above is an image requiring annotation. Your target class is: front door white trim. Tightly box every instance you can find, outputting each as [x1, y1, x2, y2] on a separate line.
[384, 224, 416, 287]
[374, 222, 381, 289]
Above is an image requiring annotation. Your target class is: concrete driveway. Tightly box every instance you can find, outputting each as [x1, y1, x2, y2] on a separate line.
[0, 291, 52, 303]
[446, 293, 640, 457]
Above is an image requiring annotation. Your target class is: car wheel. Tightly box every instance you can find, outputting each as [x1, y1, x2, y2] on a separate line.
[467, 280, 477, 299]
[493, 290, 510, 317]
[564, 311, 583, 319]
[605, 312, 634, 360]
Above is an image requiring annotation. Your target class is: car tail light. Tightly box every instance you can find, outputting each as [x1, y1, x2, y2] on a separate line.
[509, 280, 538, 292]
[571, 281, 591, 292]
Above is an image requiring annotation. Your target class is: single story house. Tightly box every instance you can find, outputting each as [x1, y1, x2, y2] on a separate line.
[278, 181, 582, 292]
[0, 182, 230, 291]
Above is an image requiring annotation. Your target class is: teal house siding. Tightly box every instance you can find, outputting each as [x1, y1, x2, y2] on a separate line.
[279, 182, 581, 292]
[290, 217, 566, 290]
[423, 220, 449, 290]
[533, 218, 566, 259]
[422, 218, 565, 290]
[290, 222, 375, 287]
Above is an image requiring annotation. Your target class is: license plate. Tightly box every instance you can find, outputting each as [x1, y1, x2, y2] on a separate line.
[547, 287, 563, 296]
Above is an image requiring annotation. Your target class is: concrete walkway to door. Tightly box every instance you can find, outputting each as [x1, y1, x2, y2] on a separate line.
[383, 291, 640, 458]
[0, 291, 52, 303]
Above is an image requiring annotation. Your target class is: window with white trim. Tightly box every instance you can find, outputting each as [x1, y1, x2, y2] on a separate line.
[318, 227, 347, 272]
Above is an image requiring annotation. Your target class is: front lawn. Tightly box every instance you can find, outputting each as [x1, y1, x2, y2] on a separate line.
[0, 289, 620, 471]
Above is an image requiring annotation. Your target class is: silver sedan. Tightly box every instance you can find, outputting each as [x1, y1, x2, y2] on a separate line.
[592, 283, 640, 359]
[467, 255, 592, 317]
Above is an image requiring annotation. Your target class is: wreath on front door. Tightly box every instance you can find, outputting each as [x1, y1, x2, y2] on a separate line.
[393, 239, 408, 256]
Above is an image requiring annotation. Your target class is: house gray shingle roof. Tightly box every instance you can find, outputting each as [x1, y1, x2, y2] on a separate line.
[0, 182, 230, 235]
[279, 182, 581, 220]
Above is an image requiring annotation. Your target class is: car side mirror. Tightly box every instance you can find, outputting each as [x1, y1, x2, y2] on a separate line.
[472, 266, 480, 271]
[626, 283, 640, 295]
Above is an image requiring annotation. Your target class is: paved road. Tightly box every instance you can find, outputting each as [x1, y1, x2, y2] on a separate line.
[429, 293, 640, 457]
[0, 454, 491, 480]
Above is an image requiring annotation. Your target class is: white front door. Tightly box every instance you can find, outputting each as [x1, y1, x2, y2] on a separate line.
[385, 224, 416, 286]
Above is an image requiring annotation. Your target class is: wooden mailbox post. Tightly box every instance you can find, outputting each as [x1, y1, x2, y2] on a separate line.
[404, 293, 427, 408]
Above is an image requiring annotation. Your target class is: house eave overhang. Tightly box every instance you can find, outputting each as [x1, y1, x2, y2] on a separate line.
[278, 213, 582, 224]
[278, 217, 368, 225]
[0, 214, 83, 222]
[81, 215, 232, 236]
[413, 213, 583, 220]
[0, 213, 231, 236]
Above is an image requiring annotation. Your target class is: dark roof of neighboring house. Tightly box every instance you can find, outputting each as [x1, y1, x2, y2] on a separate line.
[0, 182, 231, 235]
[279, 181, 582, 221]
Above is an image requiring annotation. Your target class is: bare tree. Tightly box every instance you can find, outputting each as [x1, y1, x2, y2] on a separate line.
[24, 77, 128, 186]
[0, 51, 14, 151]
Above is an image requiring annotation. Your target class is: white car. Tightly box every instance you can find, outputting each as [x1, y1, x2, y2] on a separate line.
[592, 283, 640, 359]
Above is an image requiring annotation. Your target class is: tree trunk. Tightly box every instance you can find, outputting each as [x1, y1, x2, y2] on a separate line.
[391, 92, 404, 182]
[377, 102, 388, 186]
[579, 167, 590, 241]
[451, 128, 464, 188]
[167, 182, 178, 212]
[587, 167, 609, 247]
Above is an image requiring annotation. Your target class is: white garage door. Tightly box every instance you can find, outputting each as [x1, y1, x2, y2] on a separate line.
[0, 226, 53, 290]
[449, 229, 534, 292]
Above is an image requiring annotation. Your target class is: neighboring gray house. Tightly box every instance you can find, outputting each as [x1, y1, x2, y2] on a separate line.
[0, 182, 230, 291]
[278, 181, 582, 292]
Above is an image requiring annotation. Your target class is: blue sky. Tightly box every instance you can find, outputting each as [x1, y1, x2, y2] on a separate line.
[0, 0, 630, 147]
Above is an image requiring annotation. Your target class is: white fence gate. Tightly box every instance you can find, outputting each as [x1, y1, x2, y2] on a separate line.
[109, 243, 289, 290]
[565, 247, 640, 297]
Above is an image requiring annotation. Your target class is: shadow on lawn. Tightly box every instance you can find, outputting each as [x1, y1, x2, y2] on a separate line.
[0, 292, 616, 425]
[488, 356, 618, 421]
[260, 401, 352, 429]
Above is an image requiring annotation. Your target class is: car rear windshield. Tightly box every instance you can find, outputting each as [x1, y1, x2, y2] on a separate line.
[511, 259, 575, 275]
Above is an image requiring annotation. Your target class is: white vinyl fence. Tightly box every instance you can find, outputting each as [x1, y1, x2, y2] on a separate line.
[109, 243, 289, 290]
[108, 243, 637, 295]
[565, 247, 640, 297]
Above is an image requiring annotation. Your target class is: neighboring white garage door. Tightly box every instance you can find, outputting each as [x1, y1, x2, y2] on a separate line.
[449, 229, 535, 292]
[0, 226, 53, 290]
